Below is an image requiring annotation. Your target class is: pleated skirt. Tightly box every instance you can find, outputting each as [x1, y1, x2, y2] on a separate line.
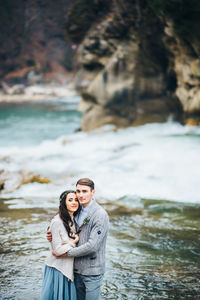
[40, 265, 77, 300]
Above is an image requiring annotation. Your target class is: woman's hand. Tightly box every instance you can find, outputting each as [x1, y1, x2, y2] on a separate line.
[46, 230, 52, 242]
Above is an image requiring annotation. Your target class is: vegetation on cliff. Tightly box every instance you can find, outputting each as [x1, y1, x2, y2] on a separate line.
[0, 0, 75, 82]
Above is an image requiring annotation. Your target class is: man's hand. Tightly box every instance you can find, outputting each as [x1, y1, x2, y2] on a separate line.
[52, 251, 67, 259]
[73, 234, 79, 244]
[47, 230, 52, 242]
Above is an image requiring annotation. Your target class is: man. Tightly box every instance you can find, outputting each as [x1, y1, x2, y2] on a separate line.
[47, 178, 109, 300]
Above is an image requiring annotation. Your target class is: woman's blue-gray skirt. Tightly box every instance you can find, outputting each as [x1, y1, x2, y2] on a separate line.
[40, 265, 77, 300]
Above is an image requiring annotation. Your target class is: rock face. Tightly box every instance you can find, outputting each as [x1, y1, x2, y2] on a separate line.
[66, 0, 200, 130]
[0, 0, 74, 82]
[163, 19, 200, 119]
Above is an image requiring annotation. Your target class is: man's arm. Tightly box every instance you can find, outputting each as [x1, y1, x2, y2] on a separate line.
[67, 211, 109, 258]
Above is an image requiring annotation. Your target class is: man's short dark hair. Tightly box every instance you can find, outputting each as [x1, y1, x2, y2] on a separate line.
[76, 178, 95, 190]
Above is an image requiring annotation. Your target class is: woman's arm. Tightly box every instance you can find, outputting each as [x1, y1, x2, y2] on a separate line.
[51, 221, 77, 256]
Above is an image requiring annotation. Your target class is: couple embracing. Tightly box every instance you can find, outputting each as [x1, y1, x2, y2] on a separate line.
[41, 178, 109, 300]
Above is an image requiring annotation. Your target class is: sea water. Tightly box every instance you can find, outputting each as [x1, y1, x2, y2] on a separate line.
[0, 97, 200, 299]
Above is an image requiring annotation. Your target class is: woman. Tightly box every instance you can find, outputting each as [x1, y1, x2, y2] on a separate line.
[41, 190, 80, 300]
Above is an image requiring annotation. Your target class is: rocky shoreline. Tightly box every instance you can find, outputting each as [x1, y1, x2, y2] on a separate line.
[0, 82, 77, 103]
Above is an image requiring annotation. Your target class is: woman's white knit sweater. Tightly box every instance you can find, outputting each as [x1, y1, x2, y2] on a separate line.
[46, 214, 76, 281]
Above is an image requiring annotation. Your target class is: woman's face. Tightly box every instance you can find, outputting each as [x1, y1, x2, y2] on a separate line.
[65, 192, 79, 215]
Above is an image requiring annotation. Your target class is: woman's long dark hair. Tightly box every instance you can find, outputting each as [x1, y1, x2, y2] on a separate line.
[59, 190, 80, 238]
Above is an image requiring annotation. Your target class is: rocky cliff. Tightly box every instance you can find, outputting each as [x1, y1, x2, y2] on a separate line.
[1, 0, 200, 130]
[66, 0, 200, 130]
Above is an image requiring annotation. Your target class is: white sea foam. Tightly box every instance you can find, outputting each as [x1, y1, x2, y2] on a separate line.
[1, 122, 200, 205]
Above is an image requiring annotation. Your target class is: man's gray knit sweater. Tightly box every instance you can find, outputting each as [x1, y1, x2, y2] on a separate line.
[67, 200, 109, 276]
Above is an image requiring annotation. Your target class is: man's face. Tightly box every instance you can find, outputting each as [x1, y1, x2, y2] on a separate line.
[76, 184, 95, 208]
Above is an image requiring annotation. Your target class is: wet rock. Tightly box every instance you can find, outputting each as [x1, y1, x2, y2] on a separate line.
[185, 118, 199, 126]
[0, 181, 4, 191]
[21, 174, 51, 185]
[0, 156, 11, 163]
[27, 71, 43, 85]
[79, 102, 131, 131]
[1, 82, 25, 95]
[0, 170, 51, 193]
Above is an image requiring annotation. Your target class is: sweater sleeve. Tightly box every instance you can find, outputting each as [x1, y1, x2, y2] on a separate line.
[67, 211, 109, 257]
[51, 220, 74, 256]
